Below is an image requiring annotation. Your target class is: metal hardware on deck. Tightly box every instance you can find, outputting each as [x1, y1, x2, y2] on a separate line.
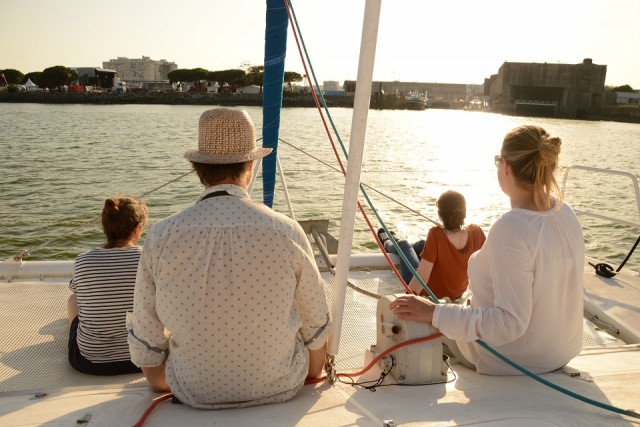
[325, 354, 336, 384]
[382, 420, 396, 427]
[309, 223, 384, 299]
[29, 392, 47, 400]
[299, 220, 339, 254]
[13, 250, 29, 262]
[584, 312, 620, 337]
[76, 413, 92, 425]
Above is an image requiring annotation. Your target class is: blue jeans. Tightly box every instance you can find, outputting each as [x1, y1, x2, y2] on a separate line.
[384, 239, 425, 285]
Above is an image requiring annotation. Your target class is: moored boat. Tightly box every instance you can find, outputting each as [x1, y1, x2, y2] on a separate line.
[404, 90, 427, 110]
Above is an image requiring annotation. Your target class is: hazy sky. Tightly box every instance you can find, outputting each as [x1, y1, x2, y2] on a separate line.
[2, 0, 639, 87]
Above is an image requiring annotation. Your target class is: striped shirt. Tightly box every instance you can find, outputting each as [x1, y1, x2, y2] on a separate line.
[69, 246, 142, 363]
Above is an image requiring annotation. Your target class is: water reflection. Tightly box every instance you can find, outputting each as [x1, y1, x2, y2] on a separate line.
[1, 104, 638, 271]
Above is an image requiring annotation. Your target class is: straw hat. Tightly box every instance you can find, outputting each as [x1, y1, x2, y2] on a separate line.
[184, 108, 272, 164]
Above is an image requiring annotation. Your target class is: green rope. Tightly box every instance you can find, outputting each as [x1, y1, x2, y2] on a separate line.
[476, 339, 640, 419]
[288, 0, 639, 419]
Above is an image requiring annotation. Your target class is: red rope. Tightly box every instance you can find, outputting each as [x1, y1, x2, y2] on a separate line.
[133, 333, 444, 425]
[132, 393, 173, 427]
[283, 0, 410, 292]
[305, 331, 444, 384]
[337, 332, 443, 379]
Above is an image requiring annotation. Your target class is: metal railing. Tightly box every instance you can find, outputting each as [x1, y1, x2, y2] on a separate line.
[561, 165, 640, 229]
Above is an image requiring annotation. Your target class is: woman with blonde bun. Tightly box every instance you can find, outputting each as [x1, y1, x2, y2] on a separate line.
[391, 125, 584, 375]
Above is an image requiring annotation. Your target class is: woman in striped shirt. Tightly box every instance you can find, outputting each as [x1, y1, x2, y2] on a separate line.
[67, 196, 148, 375]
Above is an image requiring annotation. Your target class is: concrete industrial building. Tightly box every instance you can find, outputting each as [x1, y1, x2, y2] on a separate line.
[102, 56, 178, 85]
[485, 58, 606, 118]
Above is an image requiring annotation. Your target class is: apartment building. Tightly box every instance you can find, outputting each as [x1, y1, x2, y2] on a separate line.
[102, 56, 178, 84]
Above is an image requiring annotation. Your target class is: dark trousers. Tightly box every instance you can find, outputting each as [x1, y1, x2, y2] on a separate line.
[68, 316, 141, 375]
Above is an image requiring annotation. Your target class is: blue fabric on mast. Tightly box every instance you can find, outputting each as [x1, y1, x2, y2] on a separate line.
[262, 0, 288, 207]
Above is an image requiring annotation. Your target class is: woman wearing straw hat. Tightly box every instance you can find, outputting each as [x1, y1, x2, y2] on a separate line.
[127, 108, 330, 408]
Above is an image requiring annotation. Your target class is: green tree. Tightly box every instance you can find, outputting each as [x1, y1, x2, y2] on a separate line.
[39, 66, 78, 89]
[1, 69, 24, 85]
[284, 71, 303, 91]
[209, 69, 246, 85]
[190, 68, 209, 81]
[610, 84, 634, 92]
[23, 72, 42, 85]
[243, 65, 264, 92]
[168, 69, 192, 83]
[168, 68, 212, 84]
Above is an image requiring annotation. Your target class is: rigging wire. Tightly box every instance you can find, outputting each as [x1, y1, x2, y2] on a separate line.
[279, 137, 440, 226]
[285, 0, 444, 300]
[5, 1, 638, 419]
[137, 169, 194, 199]
[284, 0, 411, 293]
[9, 169, 196, 261]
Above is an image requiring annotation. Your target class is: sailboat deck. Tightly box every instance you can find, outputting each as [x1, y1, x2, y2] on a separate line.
[1, 263, 640, 426]
[583, 262, 640, 344]
[0, 270, 404, 395]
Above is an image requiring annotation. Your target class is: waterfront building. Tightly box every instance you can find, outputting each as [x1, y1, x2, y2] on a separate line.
[102, 56, 178, 85]
[485, 58, 607, 118]
[323, 81, 345, 96]
[612, 91, 640, 106]
[344, 80, 477, 108]
[75, 67, 117, 89]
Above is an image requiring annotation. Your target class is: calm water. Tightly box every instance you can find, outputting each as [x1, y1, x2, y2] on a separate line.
[1, 103, 639, 271]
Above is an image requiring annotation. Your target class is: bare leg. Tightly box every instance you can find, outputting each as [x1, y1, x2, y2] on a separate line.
[307, 343, 327, 380]
[67, 293, 79, 324]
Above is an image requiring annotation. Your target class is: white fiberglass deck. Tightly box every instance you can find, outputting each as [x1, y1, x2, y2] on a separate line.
[1, 262, 640, 426]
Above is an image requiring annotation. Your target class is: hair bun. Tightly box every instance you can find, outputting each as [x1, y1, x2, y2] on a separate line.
[103, 198, 120, 214]
[538, 135, 562, 167]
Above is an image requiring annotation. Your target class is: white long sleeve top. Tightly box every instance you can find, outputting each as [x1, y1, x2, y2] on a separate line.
[433, 201, 584, 375]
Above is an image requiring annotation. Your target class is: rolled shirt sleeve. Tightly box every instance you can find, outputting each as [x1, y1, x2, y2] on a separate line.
[293, 232, 331, 350]
[127, 235, 169, 367]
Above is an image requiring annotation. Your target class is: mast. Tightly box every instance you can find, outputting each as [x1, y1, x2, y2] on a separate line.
[262, 0, 289, 208]
[328, 0, 382, 358]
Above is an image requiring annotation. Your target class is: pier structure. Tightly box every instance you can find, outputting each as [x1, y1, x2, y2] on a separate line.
[485, 58, 606, 118]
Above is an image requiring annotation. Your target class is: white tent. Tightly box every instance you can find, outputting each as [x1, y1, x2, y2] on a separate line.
[23, 78, 40, 92]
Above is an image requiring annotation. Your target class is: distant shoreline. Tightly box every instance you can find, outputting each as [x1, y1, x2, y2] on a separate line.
[0, 91, 351, 108]
[1, 92, 639, 123]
